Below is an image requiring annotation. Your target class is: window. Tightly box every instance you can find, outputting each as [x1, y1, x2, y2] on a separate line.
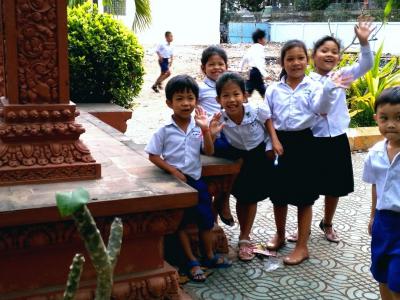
[104, 0, 126, 16]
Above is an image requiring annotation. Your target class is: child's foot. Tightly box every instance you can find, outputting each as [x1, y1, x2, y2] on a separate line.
[266, 234, 286, 251]
[203, 253, 231, 269]
[157, 82, 163, 90]
[151, 85, 159, 93]
[238, 239, 255, 261]
[187, 260, 206, 282]
[319, 219, 340, 243]
[283, 247, 309, 266]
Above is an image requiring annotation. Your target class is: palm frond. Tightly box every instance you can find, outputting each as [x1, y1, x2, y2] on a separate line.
[132, 0, 151, 32]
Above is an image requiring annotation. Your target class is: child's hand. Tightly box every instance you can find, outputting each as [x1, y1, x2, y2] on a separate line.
[272, 139, 284, 156]
[368, 216, 374, 236]
[171, 168, 186, 182]
[355, 17, 374, 46]
[209, 112, 224, 137]
[194, 106, 209, 131]
[330, 72, 354, 89]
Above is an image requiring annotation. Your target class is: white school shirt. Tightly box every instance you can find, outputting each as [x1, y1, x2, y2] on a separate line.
[311, 45, 374, 137]
[219, 102, 271, 151]
[264, 75, 336, 131]
[198, 77, 221, 115]
[144, 116, 203, 180]
[240, 43, 268, 77]
[156, 42, 173, 59]
[362, 140, 400, 212]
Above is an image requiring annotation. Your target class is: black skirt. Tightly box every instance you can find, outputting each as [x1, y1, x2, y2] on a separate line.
[314, 133, 354, 197]
[270, 128, 319, 207]
[214, 141, 273, 204]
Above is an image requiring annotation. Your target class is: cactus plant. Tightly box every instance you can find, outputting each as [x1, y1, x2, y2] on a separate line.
[63, 254, 85, 300]
[56, 187, 123, 300]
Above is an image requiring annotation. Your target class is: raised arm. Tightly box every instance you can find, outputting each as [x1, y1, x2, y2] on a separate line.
[195, 106, 214, 156]
[342, 20, 374, 79]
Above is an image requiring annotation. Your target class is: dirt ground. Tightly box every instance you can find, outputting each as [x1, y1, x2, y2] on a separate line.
[125, 43, 283, 144]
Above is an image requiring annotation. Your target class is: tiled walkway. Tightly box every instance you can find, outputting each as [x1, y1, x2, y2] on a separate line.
[183, 152, 380, 300]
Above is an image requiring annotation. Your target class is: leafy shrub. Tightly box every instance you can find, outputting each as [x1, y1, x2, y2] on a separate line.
[68, 3, 144, 108]
[348, 42, 400, 127]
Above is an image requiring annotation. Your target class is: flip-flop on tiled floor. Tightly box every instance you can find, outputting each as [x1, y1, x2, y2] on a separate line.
[184, 152, 380, 300]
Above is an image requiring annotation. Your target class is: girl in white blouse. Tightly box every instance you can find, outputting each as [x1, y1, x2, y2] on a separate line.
[264, 39, 346, 265]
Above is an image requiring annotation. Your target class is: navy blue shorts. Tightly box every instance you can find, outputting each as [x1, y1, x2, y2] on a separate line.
[371, 209, 400, 292]
[180, 176, 214, 231]
[246, 68, 266, 98]
[159, 58, 169, 73]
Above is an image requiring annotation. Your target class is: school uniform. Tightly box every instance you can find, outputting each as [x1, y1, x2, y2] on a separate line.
[145, 116, 214, 231]
[156, 42, 173, 73]
[363, 140, 400, 293]
[198, 77, 221, 115]
[240, 43, 268, 97]
[264, 75, 337, 206]
[311, 45, 374, 197]
[215, 102, 273, 203]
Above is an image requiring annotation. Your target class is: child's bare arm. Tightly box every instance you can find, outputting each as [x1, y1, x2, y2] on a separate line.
[355, 18, 374, 46]
[265, 119, 283, 155]
[149, 154, 186, 182]
[368, 184, 377, 235]
[195, 107, 214, 155]
[209, 112, 224, 142]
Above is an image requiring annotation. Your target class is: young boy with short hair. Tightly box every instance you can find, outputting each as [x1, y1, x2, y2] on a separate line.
[152, 31, 174, 93]
[363, 86, 400, 300]
[240, 28, 269, 98]
[145, 75, 230, 282]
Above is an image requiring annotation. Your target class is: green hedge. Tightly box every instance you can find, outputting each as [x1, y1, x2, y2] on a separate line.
[68, 3, 144, 109]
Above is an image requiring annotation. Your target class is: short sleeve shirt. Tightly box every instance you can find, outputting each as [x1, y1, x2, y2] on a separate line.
[198, 77, 221, 116]
[220, 102, 271, 151]
[156, 42, 173, 59]
[144, 116, 203, 180]
[363, 140, 400, 212]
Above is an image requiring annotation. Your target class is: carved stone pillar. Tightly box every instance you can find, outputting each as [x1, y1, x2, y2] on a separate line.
[0, 0, 101, 185]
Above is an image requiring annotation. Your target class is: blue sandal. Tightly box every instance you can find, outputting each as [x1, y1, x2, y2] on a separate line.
[187, 260, 207, 283]
[203, 253, 231, 269]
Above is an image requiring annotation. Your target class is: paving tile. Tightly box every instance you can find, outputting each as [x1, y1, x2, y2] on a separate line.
[183, 152, 379, 299]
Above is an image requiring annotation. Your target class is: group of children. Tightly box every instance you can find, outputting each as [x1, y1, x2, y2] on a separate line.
[145, 21, 400, 300]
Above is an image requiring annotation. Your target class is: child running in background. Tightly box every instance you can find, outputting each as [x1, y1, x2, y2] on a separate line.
[151, 31, 174, 93]
[287, 19, 374, 243]
[145, 75, 230, 282]
[363, 86, 400, 300]
[264, 40, 348, 265]
[198, 45, 235, 227]
[211, 72, 274, 261]
[240, 28, 269, 98]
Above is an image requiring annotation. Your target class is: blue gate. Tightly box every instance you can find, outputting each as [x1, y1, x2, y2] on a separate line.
[228, 22, 271, 43]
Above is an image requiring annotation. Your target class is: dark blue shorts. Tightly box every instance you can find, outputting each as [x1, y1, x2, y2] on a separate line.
[159, 58, 169, 73]
[246, 67, 266, 98]
[371, 209, 400, 292]
[180, 176, 214, 231]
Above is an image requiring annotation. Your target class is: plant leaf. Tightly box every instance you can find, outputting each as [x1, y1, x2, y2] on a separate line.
[56, 188, 89, 217]
[384, 0, 393, 23]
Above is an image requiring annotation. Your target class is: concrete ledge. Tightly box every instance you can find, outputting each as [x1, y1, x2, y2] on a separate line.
[347, 127, 383, 152]
[77, 103, 132, 133]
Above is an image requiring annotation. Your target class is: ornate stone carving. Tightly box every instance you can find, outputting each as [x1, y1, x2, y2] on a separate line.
[16, 0, 58, 104]
[0, 210, 184, 251]
[0, 0, 101, 185]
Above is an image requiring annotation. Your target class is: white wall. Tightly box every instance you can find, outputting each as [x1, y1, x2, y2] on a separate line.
[270, 22, 400, 54]
[134, 0, 221, 45]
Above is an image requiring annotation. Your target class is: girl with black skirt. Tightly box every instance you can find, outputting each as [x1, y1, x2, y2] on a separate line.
[263, 40, 347, 265]
[212, 72, 274, 262]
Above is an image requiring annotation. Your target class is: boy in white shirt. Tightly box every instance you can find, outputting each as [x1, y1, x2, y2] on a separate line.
[152, 31, 174, 93]
[363, 86, 400, 300]
[240, 29, 269, 98]
[145, 75, 230, 282]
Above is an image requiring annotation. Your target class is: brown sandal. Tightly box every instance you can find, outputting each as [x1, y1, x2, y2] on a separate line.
[319, 219, 340, 243]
